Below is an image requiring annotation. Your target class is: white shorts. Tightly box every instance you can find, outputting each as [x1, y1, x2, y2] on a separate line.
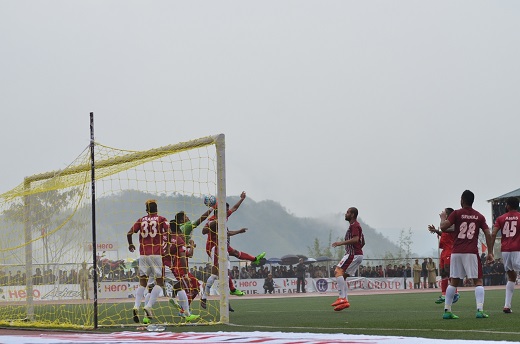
[210, 246, 231, 270]
[139, 255, 163, 279]
[148, 268, 178, 286]
[337, 254, 363, 276]
[450, 253, 481, 279]
[502, 251, 520, 272]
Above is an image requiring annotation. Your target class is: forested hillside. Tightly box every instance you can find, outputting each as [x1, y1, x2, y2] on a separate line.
[94, 191, 406, 262]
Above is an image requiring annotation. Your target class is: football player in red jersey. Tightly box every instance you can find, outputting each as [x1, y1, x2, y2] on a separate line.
[440, 190, 494, 319]
[428, 207, 460, 304]
[200, 192, 265, 310]
[331, 207, 364, 312]
[162, 224, 200, 322]
[491, 197, 520, 314]
[127, 199, 169, 323]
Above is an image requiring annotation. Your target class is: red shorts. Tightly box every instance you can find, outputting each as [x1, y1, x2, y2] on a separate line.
[440, 249, 452, 270]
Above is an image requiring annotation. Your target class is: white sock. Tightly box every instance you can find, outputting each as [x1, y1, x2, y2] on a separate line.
[205, 274, 217, 296]
[336, 276, 346, 299]
[199, 280, 206, 299]
[475, 286, 485, 311]
[145, 285, 162, 309]
[505, 281, 515, 308]
[134, 286, 145, 309]
[444, 285, 456, 311]
[177, 290, 190, 316]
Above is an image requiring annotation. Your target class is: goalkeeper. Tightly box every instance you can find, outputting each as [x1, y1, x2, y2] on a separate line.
[169, 208, 214, 305]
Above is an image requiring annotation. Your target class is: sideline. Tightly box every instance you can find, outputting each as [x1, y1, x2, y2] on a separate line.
[0, 330, 519, 344]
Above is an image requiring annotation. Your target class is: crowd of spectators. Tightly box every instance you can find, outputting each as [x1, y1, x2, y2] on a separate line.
[0, 257, 510, 287]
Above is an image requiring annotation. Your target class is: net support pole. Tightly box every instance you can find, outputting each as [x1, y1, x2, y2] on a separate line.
[215, 134, 229, 324]
[89, 112, 99, 329]
[23, 179, 34, 321]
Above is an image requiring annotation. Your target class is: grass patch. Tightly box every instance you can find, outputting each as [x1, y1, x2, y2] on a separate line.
[3, 289, 520, 341]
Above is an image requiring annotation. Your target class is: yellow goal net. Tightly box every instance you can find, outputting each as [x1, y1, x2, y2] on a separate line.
[0, 133, 231, 329]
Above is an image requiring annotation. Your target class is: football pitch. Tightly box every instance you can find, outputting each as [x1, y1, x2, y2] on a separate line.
[170, 288, 519, 342]
[3, 288, 520, 342]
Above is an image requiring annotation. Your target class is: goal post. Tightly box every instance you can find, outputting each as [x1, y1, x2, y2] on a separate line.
[0, 132, 229, 329]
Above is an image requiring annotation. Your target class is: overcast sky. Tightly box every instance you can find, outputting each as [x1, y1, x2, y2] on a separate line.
[1, 1, 519, 255]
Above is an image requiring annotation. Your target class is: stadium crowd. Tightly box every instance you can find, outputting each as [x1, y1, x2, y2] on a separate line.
[0, 256, 508, 287]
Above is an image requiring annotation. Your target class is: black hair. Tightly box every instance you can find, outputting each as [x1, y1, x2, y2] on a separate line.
[349, 207, 359, 218]
[170, 211, 185, 233]
[146, 200, 158, 213]
[506, 197, 519, 210]
[445, 207, 454, 216]
[461, 190, 474, 206]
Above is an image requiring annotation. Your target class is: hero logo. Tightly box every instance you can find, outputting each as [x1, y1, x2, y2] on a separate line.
[315, 279, 328, 293]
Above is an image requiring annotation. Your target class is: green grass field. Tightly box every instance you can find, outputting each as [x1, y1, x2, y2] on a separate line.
[3, 289, 520, 342]
[193, 289, 520, 342]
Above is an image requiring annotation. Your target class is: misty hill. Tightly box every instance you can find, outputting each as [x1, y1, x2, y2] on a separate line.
[94, 191, 404, 261]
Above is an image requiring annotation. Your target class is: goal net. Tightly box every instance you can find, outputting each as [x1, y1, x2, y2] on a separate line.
[0, 134, 231, 329]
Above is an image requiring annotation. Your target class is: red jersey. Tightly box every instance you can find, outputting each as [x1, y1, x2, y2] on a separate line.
[439, 231, 455, 253]
[204, 222, 231, 255]
[206, 209, 233, 223]
[344, 221, 364, 255]
[448, 207, 489, 254]
[163, 233, 187, 272]
[494, 210, 520, 252]
[130, 214, 169, 256]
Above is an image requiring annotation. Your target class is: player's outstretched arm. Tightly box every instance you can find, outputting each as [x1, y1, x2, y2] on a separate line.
[229, 191, 246, 213]
[193, 209, 214, 228]
[228, 228, 247, 236]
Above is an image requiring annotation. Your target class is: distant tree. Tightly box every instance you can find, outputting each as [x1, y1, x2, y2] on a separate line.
[307, 238, 323, 258]
[308, 230, 336, 259]
[2, 188, 87, 265]
[382, 228, 413, 265]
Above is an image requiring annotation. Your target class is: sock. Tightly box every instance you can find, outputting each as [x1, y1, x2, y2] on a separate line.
[134, 285, 145, 309]
[505, 281, 515, 308]
[145, 285, 162, 309]
[199, 280, 206, 300]
[144, 291, 151, 305]
[336, 275, 346, 299]
[237, 251, 255, 261]
[444, 285, 456, 311]
[475, 286, 485, 311]
[229, 274, 236, 291]
[441, 278, 448, 295]
[205, 274, 217, 296]
[177, 290, 190, 316]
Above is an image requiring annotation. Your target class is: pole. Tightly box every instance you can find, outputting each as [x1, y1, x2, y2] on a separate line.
[90, 112, 98, 329]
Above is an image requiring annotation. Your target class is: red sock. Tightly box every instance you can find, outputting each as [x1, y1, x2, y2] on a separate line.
[441, 278, 448, 295]
[229, 275, 236, 290]
[238, 251, 255, 261]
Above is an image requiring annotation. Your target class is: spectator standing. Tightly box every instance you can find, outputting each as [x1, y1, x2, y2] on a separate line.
[413, 259, 422, 289]
[33, 268, 43, 285]
[427, 258, 438, 288]
[78, 262, 90, 300]
[296, 258, 306, 293]
[421, 258, 428, 288]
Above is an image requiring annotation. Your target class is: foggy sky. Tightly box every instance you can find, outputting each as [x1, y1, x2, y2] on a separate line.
[1, 1, 519, 255]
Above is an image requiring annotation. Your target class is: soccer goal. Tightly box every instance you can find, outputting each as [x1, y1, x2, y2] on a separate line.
[0, 115, 231, 329]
